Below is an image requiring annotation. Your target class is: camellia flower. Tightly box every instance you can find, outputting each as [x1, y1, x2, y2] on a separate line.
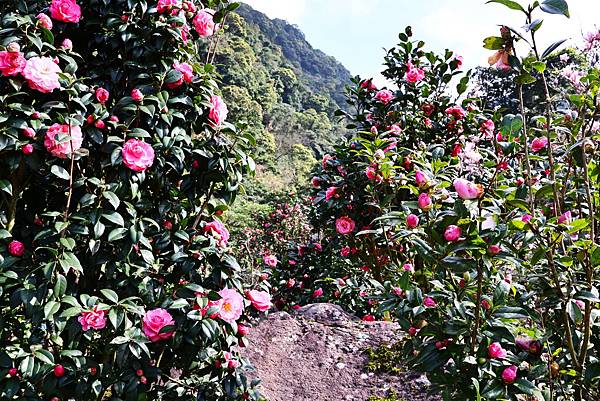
[246, 289, 272, 312]
[453, 178, 484, 200]
[263, 254, 278, 267]
[44, 124, 83, 158]
[444, 225, 461, 242]
[374, 89, 394, 105]
[50, 0, 82, 24]
[488, 245, 501, 256]
[488, 50, 511, 71]
[321, 154, 333, 170]
[216, 288, 244, 323]
[0, 50, 26, 77]
[403, 263, 414, 273]
[157, 0, 181, 13]
[405, 61, 425, 83]
[488, 342, 507, 359]
[193, 9, 216, 38]
[558, 210, 573, 225]
[78, 306, 107, 331]
[418, 193, 432, 211]
[122, 139, 155, 172]
[61, 38, 73, 50]
[208, 95, 228, 127]
[445, 105, 467, 119]
[325, 186, 338, 201]
[22, 57, 62, 93]
[96, 87, 109, 104]
[204, 220, 230, 247]
[531, 137, 548, 152]
[36, 13, 53, 30]
[423, 297, 437, 308]
[312, 288, 324, 298]
[406, 214, 419, 229]
[415, 171, 431, 189]
[311, 177, 320, 188]
[365, 166, 380, 181]
[131, 88, 144, 102]
[8, 240, 25, 257]
[142, 308, 175, 342]
[502, 365, 518, 384]
[335, 216, 356, 235]
[480, 119, 495, 138]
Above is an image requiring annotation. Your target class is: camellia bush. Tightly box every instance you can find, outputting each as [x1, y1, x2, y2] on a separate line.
[0, 0, 271, 400]
[310, 0, 600, 400]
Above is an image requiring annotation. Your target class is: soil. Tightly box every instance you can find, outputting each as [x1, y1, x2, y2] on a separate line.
[241, 303, 440, 401]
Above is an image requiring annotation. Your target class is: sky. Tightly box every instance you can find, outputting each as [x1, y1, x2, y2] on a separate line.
[242, 0, 600, 86]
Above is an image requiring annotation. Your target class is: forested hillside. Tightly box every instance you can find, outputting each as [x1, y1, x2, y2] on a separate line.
[215, 4, 351, 199]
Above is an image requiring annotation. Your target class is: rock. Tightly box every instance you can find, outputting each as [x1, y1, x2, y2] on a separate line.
[241, 303, 439, 401]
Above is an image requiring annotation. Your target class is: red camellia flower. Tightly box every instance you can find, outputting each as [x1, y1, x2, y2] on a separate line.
[53, 364, 65, 377]
[131, 88, 144, 102]
[96, 87, 109, 104]
[406, 214, 419, 229]
[488, 342, 507, 359]
[312, 288, 324, 298]
[8, 240, 25, 257]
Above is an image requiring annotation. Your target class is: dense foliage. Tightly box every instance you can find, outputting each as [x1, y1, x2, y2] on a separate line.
[305, 0, 600, 400]
[0, 1, 270, 400]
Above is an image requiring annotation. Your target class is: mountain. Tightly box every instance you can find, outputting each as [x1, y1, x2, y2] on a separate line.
[214, 3, 352, 198]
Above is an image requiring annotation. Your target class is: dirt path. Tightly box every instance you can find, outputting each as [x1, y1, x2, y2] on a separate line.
[241, 303, 439, 401]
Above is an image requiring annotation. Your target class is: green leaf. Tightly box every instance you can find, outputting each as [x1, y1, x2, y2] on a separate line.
[483, 36, 505, 50]
[108, 227, 128, 242]
[103, 191, 121, 209]
[523, 19, 543, 32]
[51, 165, 70, 180]
[44, 301, 60, 319]
[540, 0, 570, 17]
[34, 349, 55, 365]
[102, 211, 124, 226]
[54, 274, 67, 298]
[100, 289, 119, 303]
[531, 61, 546, 73]
[542, 39, 568, 59]
[515, 73, 536, 85]
[0, 179, 12, 195]
[486, 0, 525, 12]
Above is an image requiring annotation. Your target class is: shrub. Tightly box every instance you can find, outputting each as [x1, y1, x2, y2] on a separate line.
[0, 1, 268, 400]
[309, 1, 600, 400]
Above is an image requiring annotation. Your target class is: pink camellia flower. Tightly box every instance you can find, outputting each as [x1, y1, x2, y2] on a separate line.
[388, 124, 403, 136]
[61, 38, 73, 50]
[208, 95, 228, 127]
[8, 240, 25, 257]
[204, 220, 230, 247]
[157, 0, 181, 13]
[193, 9, 216, 38]
[405, 62, 425, 83]
[36, 13, 53, 30]
[217, 288, 244, 323]
[453, 178, 484, 200]
[238, 324, 250, 336]
[489, 50, 511, 71]
[263, 254, 278, 267]
[455, 55, 464, 68]
[502, 365, 518, 384]
[531, 137, 548, 152]
[22, 56, 62, 93]
[415, 171, 431, 189]
[488, 245, 501, 256]
[365, 166, 379, 181]
[360, 79, 377, 91]
[445, 105, 467, 120]
[406, 214, 419, 229]
[78, 306, 107, 331]
[96, 87, 109, 104]
[0, 50, 26, 77]
[444, 225, 461, 242]
[403, 263, 414, 273]
[335, 216, 356, 235]
[558, 210, 573, 225]
[325, 186, 338, 201]
[246, 289, 272, 312]
[488, 342, 507, 359]
[122, 139, 155, 172]
[131, 88, 144, 102]
[50, 0, 82, 23]
[408, 326, 418, 336]
[22, 144, 34, 155]
[321, 154, 333, 170]
[375, 89, 394, 105]
[521, 214, 533, 223]
[423, 297, 437, 308]
[418, 193, 432, 211]
[174, 61, 194, 83]
[44, 124, 83, 158]
[312, 288, 324, 298]
[143, 308, 175, 342]
[340, 247, 351, 257]
[22, 127, 36, 139]
[392, 287, 404, 297]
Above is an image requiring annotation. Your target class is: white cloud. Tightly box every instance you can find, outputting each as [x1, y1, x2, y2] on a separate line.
[241, 0, 307, 23]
